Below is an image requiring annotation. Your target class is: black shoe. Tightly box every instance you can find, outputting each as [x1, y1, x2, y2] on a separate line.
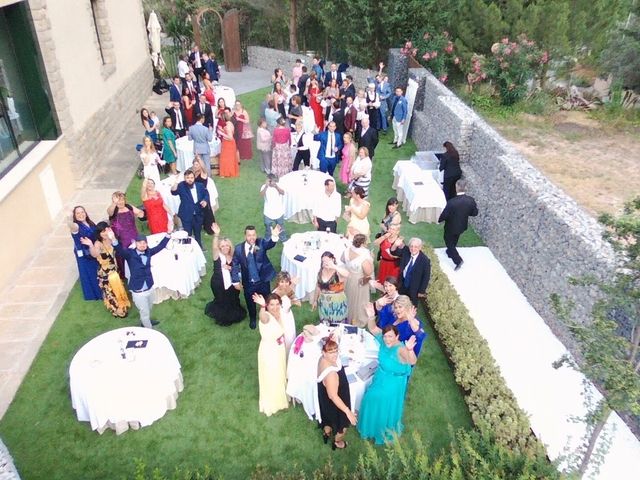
[151, 320, 160, 326]
[454, 260, 464, 271]
[392, 145, 401, 149]
[388, 141, 396, 145]
[250, 320, 257, 329]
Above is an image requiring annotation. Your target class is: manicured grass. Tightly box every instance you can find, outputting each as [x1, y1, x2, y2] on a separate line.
[0, 87, 479, 480]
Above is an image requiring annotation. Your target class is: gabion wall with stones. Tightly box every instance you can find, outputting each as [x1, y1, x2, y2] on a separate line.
[247, 46, 616, 348]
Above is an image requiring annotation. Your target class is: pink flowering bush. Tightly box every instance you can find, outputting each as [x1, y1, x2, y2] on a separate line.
[400, 30, 460, 84]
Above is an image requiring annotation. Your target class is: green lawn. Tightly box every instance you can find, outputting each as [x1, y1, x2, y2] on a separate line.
[0, 87, 480, 480]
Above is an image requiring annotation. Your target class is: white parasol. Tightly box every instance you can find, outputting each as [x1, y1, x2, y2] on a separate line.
[147, 10, 163, 69]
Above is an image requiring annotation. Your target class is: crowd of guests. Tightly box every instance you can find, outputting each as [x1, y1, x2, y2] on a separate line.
[68, 51, 480, 449]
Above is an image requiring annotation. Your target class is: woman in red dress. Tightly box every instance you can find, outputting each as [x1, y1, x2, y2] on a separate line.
[182, 87, 194, 126]
[308, 76, 324, 130]
[233, 101, 253, 160]
[374, 223, 402, 284]
[140, 178, 172, 233]
[215, 98, 228, 139]
[202, 72, 216, 105]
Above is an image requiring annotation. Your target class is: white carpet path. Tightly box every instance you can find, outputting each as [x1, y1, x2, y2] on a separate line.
[435, 247, 640, 479]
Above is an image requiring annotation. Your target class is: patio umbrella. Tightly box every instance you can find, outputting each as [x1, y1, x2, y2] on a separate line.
[147, 10, 162, 69]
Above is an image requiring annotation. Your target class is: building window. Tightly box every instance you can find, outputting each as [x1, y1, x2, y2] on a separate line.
[90, 0, 105, 65]
[0, 2, 58, 178]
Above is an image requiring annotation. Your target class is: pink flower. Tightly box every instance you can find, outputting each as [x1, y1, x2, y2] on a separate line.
[405, 41, 413, 49]
[439, 75, 448, 83]
[504, 48, 511, 55]
[422, 52, 431, 60]
[445, 42, 454, 54]
[431, 51, 438, 58]
[454, 56, 460, 65]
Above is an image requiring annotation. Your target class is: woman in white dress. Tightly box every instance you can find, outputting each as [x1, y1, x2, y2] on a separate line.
[139, 136, 163, 184]
[272, 271, 300, 354]
[342, 233, 374, 327]
[350, 147, 372, 197]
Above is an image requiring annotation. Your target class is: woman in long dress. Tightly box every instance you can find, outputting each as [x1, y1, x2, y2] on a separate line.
[345, 186, 370, 240]
[161, 116, 177, 175]
[253, 293, 289, 416]
[140, 136, 162, 184]
[339, 132, 356, 185]
[218, 112, 239, 178]
[357, 315, 417, 444]
[273, 82, 287, 119]
[317, 339, 357, 450]
[182, 87, 194, 126]
[68, 206, 102, 301]
[350, 147, 372, 197]
[308, 77, 324, 130]
[343, 234, 374, 327]
[374, 223, 402, 283]
[86, 222, 131, 318]
[140, 108, 158, 143]
[312, 251, 349, 324]
[233, 101, 253, 160]
[107, 191, 144, 277]
[272, 271, 300, 353]
[271, 117, 292, 177]
[141, 178, 172, 234]
[192, 156, 216, 234]
[204, 223, 247, 325]
[202, 71, 215, 105]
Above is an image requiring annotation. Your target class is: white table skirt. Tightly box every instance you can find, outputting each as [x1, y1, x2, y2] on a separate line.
[215, 85, 236, 109]
[286, 324, 379, 421]
[69, 327, 183, 434]
[278, 170, 333, 223]
[392, 159, 446, 224]
[175, 136, 221, 174]
[281, 231, 350, 301]
[157, 173, 219, 216]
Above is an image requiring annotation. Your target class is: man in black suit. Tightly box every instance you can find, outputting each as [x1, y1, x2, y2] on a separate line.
[231, 224, 281, 329]
[438, 179, 479, 270]
[324, 63, 343, 87]
[194, 94, 214, 128]
[391, 237, 431, 307]
[330, 100, 345, 135]
[356, 116, 379, 157]
[165, 101, 187, 137]
[297, 66, 310, 106]
[169, 76, 182, 103]
[343, 76, 356, 105]
[170, 169, 210, 247]
[184, 72, 200, 99]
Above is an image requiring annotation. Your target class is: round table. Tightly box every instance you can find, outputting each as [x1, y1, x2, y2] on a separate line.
[69, 327, 183, 434]
[175, 136, 221, 174]
[215, 85, 236, 108]
[286, 323, 380, 420]
[281, 231, 349, 301]
[278, 170, 333, 223]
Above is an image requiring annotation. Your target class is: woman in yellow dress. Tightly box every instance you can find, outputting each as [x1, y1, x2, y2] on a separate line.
[253, 292, 289, 416]
[345, 185, 371, 240]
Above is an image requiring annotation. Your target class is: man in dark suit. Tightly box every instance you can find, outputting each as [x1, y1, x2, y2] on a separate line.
[438, 179, 479, 270]
[391, 237, 431, 307]
[330, 100, 345, 135]
[184, 72, 200, 99]
[436, 141, 462, 200]
[297, 66, 310, 106]
[324, 63, 343, 87]
[194, 94, 214, 128]
[344, 76, 356, 105]
[314, 121, 343, 176]
[165, 101, 187, 137]
[203, 52, 220, 81]
[231, 224, 281, 329]
[113, 233, 170, 328]
[188, 45, 203, 81]
[356, 116, 379, 158]
[169, 76, 182, 103]
[170, 169, 210, 247]
[343, 96, 357, 134]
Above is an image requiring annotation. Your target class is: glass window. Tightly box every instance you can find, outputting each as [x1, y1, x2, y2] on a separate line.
[0, 1, 59, 178]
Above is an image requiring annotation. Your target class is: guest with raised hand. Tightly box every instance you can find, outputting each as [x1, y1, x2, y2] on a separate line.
[141, 178, 172, 234]
[370, 276, 400, 326]
[367, 297, 426, 358]
[253, 292, 289, 416]
[68, 206, 102, 301]
[343, 234, 373, 327]
[272, 271, 300, 353]
[86, 222, 131, 318]
[357, 318, 416, 444]
[161, 116, 177, 175]
[205, 223, 247, 326]
[317, 339, 357, 450]
[170, 169, 209, 247]
[344, 186, 370, 240]
[271, 68, 287, 86]
[312, 251, 349, 324]
[107, 191, 144, 277]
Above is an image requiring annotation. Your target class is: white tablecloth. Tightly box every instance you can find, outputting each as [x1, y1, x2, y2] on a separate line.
[278, 170, 333, 223]
[128, 232, 207, 304]
[281, 231, 350, 301]
[175, 136, 221, 174]
[392, 159, 446, 223]
[286, 324, 379, 420]
[156, 173, 219, 216]
[69, 327, 183, 434]
[215, 85, 236, 108]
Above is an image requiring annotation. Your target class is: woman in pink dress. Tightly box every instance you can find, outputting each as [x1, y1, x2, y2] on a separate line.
[233, 101, 254, 160]
[308, 76, 324, 130]
[340, 132, 357, 185]
[271, 117, 292, 177]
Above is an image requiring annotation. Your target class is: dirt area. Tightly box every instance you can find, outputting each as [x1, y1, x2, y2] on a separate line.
[489, 110, 640, 216]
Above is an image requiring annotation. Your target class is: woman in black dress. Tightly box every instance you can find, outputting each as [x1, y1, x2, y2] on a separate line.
[317, 339, 357, 450]
[192, 157, 216, 235]
[204, 223, 246, 325]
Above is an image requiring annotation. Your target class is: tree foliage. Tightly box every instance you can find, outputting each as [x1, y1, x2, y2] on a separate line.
[601, 10, 640, 92]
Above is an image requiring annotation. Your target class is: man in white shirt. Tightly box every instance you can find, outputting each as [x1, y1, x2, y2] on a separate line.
[312, 178, 342, 233]
[177, 54, 190, 81]
[260, 174, 288, 242]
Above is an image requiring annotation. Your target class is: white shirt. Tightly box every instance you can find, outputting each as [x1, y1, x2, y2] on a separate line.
[178, 60, 190, 78]
[261, 184, 285, 219]
[189, 184, 198, 204]
[174, 108, 184, 130]
[313, 190, 341, 221]
[325, 132, 336, 158]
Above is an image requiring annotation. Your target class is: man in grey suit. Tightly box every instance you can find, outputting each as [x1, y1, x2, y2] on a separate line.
[188, 113, 213, 174]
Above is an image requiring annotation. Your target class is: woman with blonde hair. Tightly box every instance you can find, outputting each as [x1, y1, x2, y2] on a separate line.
[342, 233, 373, 327]
[350, 146, 372, 197]
[272, 271, 300, 352]
[140, 136, 163, 184]
[140, 178, 172, 234]
[339, 132, 357, 185]
[344, 186, 370, 240]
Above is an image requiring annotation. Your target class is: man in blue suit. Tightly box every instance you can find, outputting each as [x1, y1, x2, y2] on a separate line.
[377, 74, 392, 133]
[188, 114, 214, 174]
[231, 224, 281, 329]
[314, 121, 343, 176]
[113, 233, 170, 328]
[390, 87, 408, 148]
[170, 169, 209, 247]
[169, 75, 182, 103]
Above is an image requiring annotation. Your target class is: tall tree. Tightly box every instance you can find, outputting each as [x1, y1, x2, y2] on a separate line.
[289, 0, 298, 52]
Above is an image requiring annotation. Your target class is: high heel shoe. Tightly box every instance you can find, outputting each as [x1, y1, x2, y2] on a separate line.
[332, 440, 348, 450]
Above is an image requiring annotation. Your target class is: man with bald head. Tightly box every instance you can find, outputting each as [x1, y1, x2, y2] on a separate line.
[391, 237, 431, 306]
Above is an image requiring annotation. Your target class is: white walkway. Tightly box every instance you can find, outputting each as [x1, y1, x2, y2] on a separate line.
[435, 247, 640, 480]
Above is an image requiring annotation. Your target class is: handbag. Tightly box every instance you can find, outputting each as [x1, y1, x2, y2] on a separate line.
[241, 127, 254, 139]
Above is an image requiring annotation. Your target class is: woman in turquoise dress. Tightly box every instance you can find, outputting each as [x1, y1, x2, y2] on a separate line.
[161, 116, 177, 175]
[357, 308, 417, 444]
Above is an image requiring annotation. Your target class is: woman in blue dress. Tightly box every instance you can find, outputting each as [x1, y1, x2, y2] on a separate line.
[140, 107, 158, 143]
[68, 206, 102, 301]
[357, 306, 417, 444]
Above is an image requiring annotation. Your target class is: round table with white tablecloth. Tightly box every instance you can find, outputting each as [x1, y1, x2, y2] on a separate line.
[214, 85, 236, 109]
[175, 136, 221, 174]
[281, 231, 349, 301]
[69, 327, 183, 435]
[125, 232, 207, 304]
[392, 158, 446, 223]
[156, 173, 219, 217]
[278, 170, 333, 223]
[286, 323, 379, 421]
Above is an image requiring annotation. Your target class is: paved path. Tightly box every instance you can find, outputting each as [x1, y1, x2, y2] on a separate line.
[0, 66, 271, 420]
